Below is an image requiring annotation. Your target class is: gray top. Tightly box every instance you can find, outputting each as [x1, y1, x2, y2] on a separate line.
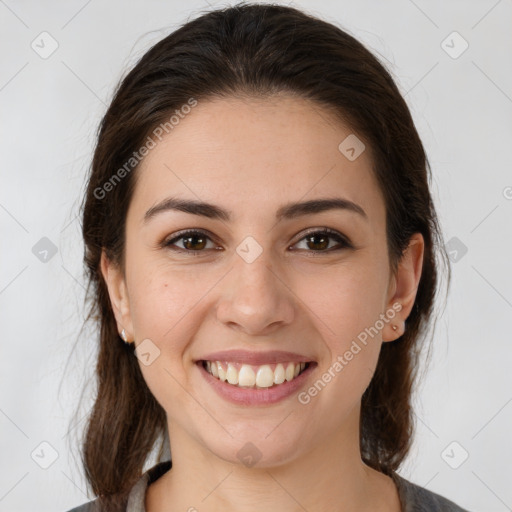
[66, 460, 471, 512]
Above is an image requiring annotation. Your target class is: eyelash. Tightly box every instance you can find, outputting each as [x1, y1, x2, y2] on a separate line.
[162, 228, 353, 256]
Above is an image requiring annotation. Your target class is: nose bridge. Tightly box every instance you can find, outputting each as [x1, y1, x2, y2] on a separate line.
[237, 244, 274, 290]
[216, 237, 294, 333]
[232, 238, 279, 303]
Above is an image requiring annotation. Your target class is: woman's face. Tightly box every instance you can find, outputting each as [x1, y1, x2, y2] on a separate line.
[102, 94, 423, 468]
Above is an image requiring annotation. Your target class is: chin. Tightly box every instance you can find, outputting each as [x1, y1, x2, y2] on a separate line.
[201, 422, 307, 469]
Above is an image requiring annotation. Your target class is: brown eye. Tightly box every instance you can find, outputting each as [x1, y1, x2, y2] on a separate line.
[163, 227, 352, 256]
[164, 230, 216, 252]
[292, 228, 352, 253]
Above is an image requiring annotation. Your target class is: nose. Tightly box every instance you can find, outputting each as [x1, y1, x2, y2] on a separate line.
[215, 248, 295, 337]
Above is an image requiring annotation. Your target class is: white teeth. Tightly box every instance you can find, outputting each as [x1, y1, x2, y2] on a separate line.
[256, 365, 274, 388]
[204, 360, 309, 388]
[285, 362, 295, 381]
[217, 362, 226, 382]
[238, 365, 256, 387]
[226, 363, 238, 384]
[274, 363, 285, 384]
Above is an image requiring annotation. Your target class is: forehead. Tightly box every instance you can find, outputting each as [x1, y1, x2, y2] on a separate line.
[129, 94, 385, 226]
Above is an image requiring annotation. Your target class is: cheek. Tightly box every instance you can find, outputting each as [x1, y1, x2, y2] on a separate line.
[296, 264, 386, 401]
[299, 263, 386, 349]
[127, 258, 206, 342]
[128, 264, 206, 413]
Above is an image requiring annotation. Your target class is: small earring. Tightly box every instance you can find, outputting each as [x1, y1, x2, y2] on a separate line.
[392, 325, 398, 331]
[121, 329, 129, 343]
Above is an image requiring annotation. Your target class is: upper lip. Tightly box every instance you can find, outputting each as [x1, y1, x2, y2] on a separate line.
[197, 350, 315, 366]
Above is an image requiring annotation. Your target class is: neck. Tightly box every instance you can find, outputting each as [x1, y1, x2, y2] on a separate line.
[146, 411, 401, 512]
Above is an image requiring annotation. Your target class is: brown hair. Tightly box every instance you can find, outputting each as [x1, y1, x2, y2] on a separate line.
[73, 2, 450, 509]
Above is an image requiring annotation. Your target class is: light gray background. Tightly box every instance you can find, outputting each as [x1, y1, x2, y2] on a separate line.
[1, 0, 511, 510]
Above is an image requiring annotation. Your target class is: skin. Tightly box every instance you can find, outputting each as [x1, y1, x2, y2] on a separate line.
[101, 94, 424, 512]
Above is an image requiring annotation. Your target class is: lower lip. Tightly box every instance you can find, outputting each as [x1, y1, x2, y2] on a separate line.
[197, 362, 316, 406]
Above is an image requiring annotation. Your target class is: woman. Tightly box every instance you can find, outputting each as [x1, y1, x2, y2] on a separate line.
[67, 3, 469, 511]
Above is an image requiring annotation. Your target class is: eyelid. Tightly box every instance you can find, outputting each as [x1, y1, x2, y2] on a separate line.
[162, 228, 219, 250]
[293, 227, 352, 246]
[163, 227, 353, 253]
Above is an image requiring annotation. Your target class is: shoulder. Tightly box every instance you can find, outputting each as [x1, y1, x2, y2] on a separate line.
[392, 472, 471, 511]
[64, 500, 102, 512]
[64, 461, 172, 512]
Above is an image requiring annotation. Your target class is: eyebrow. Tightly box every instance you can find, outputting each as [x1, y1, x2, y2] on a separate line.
[143, 196, 368, 224]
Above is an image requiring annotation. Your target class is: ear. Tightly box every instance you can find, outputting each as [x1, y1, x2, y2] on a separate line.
[382, 233, 424, 342]
[100, 249, 134, 341]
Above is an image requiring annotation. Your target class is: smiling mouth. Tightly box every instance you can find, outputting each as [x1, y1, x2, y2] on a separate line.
[200, 360, 313, 388]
